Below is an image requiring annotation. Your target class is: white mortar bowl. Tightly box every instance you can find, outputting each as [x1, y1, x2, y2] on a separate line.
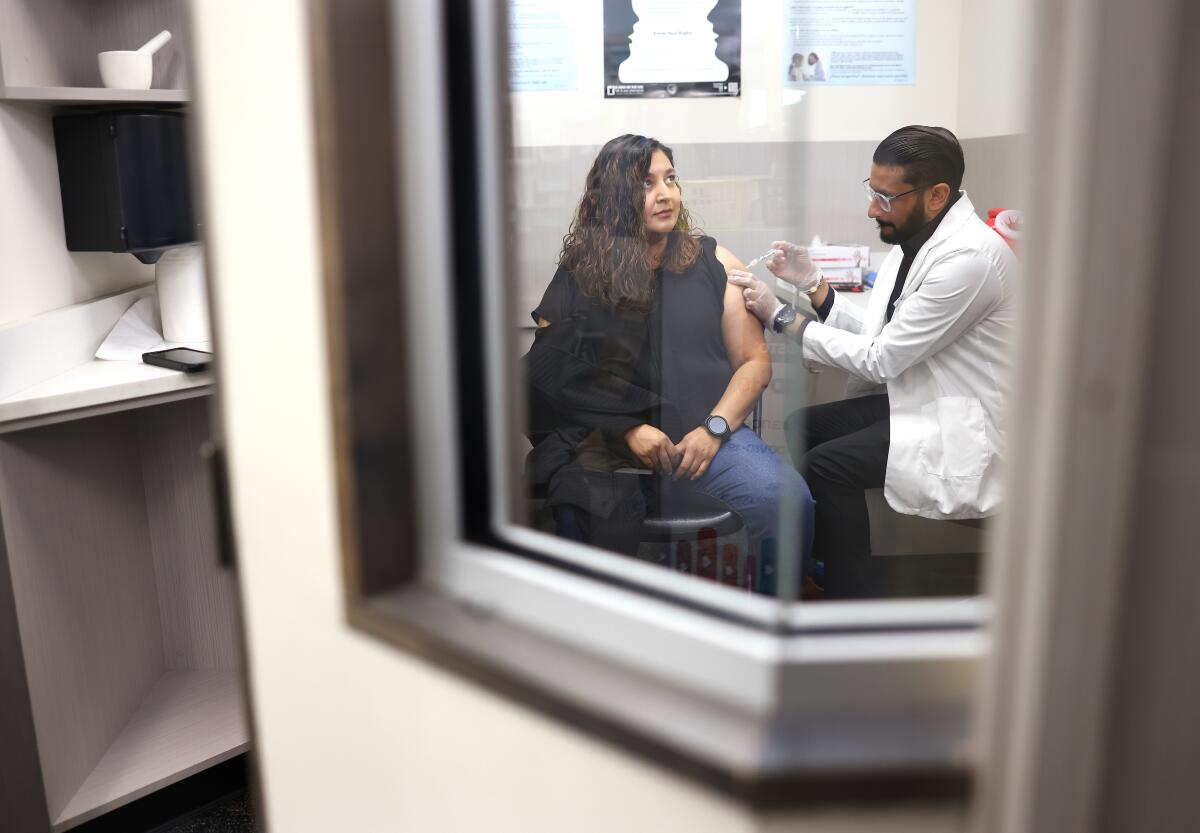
[98, 51, 152, 89]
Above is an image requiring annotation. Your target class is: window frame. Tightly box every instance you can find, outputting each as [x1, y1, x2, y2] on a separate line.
[313, 0, 984, 804]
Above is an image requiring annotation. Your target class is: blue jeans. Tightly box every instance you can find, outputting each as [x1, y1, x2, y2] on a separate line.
[688, 427, 815, 574]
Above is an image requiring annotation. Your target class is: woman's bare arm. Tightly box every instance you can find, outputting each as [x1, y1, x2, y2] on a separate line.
[712, 245, 772, 431]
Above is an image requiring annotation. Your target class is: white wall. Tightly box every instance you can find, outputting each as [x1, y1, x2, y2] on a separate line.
[191, 2, 967, 831]
[0, 104, 154, 328]
[956, 0, 1032, 138]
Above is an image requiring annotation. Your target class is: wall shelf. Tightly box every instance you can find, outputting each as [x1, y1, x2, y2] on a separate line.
[52, 670, 248, 832]
[0, 286, 213, 433]
[0, 359, 213, 434]
[0, 86, 188, 104]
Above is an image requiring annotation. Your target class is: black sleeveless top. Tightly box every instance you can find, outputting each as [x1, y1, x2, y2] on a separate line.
[532, 236, 733, 441]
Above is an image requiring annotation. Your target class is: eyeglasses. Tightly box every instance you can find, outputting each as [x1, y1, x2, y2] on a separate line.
[862, 179, 926, 212]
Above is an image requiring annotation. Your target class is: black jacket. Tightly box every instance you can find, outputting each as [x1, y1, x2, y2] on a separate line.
[524, 310, 683, 529]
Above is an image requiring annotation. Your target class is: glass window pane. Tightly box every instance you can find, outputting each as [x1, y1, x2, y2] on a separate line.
[496, 0, 1029, 614]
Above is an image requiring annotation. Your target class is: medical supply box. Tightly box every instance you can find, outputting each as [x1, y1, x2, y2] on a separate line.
[811, 243, 870, 289]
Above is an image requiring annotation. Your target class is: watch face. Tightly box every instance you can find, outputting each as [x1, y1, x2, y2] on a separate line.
[707, 415, 729, 436]
[773, 304, 795, 332]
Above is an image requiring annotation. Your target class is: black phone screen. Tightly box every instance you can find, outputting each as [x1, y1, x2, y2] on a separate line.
[143, 347, 213, 372]
[153, 348, 213, 364]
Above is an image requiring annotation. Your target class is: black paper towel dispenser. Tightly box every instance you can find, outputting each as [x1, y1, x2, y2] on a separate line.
[53, 109, 197, 264]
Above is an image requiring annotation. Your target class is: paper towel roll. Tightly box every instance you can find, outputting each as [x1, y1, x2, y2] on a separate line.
[155, 243, 210, 345]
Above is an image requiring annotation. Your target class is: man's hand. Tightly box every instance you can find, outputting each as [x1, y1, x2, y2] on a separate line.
[766, 240, 822, 292]
[672, 427, 721, 481]
[727, 270, 782, 329]
[624, 424, 681, 474]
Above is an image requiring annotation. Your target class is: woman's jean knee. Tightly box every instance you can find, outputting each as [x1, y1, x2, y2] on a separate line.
[691, 428, 815, 567]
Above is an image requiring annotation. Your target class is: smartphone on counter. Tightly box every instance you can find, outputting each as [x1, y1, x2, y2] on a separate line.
[142, 347, 213, 373]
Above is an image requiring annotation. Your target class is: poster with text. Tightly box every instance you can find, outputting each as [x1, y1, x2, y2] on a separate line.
[784, 0, 915, 86]
[604, 0, 741, 98]
[510, 1, 578, 91]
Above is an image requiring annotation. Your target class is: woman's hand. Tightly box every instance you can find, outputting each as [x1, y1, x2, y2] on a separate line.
[672, 427, 721, 481]
[727, 270, 782, 329]
[624, 424, 681, 474]
[766, 240, 822, 292]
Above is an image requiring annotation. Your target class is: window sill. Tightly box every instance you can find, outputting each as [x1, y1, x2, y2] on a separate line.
[349, 572, 978, 807]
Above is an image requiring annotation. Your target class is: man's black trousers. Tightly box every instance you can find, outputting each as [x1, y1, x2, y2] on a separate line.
[786, 394, 890, 598]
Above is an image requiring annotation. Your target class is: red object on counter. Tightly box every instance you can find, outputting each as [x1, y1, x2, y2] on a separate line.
[985, 207, 1022, 254]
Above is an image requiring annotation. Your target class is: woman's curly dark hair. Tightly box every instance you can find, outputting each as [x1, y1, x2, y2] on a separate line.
[558, 134, 703, 311]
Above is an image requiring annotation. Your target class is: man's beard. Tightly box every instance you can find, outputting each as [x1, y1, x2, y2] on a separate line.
[876, 210, 928, 244]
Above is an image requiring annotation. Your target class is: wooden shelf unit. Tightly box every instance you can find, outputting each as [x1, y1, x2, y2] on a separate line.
[53, 670, 248, 832]
[0, 4, 239, 830]
[0, 396, 244, 829]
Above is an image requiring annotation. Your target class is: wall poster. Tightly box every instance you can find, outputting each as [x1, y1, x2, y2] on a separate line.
[784, 0, 916, 86]
[509, 0, 578, 91]
[603, 0, 741, 98]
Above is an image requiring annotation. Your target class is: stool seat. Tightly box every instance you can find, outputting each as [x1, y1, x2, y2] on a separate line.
[641, 508, 741, 539]
[639, 488, 743, 540]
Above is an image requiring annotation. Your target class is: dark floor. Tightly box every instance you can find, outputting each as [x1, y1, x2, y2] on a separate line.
[157, 791, 257, 833]
[72, 757, 257, 833]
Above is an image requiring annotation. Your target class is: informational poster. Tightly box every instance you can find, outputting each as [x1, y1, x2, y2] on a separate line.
[604, 0, 741, 98]
[783, 0, 916, 86]
[509, 0, 578, 91]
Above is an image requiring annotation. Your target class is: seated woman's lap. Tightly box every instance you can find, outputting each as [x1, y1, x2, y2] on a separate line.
[553, 429, 814, 567]
[690, 428, 815, 564]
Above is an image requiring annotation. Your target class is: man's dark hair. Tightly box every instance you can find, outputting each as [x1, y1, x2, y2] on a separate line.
[873, 125, 965, 191]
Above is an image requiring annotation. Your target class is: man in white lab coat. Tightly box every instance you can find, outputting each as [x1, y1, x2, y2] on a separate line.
[728, 126, 1019, 598]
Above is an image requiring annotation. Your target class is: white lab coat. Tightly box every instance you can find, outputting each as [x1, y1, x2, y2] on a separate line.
[800, 193, 1018, 519]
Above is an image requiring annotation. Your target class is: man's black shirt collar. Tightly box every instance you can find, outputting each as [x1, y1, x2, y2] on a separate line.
[900, 189, 962, 257]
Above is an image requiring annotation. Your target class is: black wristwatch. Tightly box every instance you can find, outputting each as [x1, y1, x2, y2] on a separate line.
[772, 302, 797, 333]
[704, 414, 732, 443]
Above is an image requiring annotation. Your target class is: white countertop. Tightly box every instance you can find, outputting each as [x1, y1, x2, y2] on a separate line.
[785, 281, 874, 316]
[0, 359, 212, 426]
[0, 286, 215, 429]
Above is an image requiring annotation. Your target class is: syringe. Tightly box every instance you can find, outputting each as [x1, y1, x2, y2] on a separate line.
[744, 248, 778, 270]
